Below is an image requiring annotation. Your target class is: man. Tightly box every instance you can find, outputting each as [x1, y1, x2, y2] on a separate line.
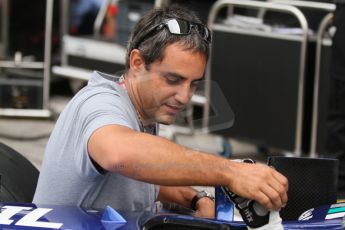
[34, 5, 288, 218]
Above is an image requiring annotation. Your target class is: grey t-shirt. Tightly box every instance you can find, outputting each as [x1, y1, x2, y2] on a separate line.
[33, 71, 158, 211]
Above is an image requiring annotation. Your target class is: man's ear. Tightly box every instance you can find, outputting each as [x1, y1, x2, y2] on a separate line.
[129, 49, 145, 72]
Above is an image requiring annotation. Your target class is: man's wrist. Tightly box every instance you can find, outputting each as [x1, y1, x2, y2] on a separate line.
[191, 190, 215, 210]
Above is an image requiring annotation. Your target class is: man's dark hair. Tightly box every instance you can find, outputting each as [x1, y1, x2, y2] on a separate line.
[125, 5, 210, 72]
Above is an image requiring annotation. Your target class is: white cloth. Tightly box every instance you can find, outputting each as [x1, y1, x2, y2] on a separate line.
[247, 211, 284, 230]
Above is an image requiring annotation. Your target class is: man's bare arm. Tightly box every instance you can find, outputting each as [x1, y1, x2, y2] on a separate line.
[88, 124, 288, 210]
[88, 125, 230, 186]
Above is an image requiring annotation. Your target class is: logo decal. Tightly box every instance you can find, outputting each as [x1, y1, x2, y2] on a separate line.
[0, 206, 63, 229]
[298, 208, 314, 221]
[326, 203, 345, 220]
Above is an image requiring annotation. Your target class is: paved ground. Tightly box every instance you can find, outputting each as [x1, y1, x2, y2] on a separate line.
[0, 96, 68, 169]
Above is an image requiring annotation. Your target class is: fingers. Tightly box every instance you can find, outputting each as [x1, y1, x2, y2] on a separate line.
[259, 183, 284, 210]
[271, 169, 289, 206]
[258, 167, 288, 210]
[254, 192, 275, 210]
[227, 162, 289, 210]
[272, 169, 289, 194]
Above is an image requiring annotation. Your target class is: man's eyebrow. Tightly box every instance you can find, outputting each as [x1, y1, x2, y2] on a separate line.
[164, 71, 204, 82]
[164, 71, 185, 79]
[194, 76, 205, 82]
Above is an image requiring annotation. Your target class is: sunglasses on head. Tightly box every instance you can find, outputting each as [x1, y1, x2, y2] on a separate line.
[133, 18, 212, 49]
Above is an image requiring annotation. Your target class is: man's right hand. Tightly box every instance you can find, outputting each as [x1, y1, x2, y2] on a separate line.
[226, 161, 288, 211]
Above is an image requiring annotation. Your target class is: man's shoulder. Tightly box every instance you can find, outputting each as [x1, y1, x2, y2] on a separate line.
[88, 71, 121, 86]
[84, 71, 127, 98]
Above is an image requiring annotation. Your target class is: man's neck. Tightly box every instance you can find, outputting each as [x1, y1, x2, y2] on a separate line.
[124, 75, 152, 128]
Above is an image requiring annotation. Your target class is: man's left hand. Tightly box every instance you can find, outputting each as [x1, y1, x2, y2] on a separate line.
[194, 197, 215, 218]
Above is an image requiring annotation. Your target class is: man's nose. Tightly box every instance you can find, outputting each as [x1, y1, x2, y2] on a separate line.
[175, 84, 193, 105]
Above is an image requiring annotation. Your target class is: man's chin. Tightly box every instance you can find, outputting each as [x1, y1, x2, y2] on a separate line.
[158, 119, 176, 125]
[156, 115, 177, 125]
[159, 121, 174, 125]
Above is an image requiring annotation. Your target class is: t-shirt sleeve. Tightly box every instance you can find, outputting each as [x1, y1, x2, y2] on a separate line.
[74, 92, 134, 178]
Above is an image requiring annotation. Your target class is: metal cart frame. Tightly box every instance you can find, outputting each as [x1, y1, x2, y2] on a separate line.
[204, 0, 309, 155]
[0, 0, 54, 117]
[310, 12, 334, 156]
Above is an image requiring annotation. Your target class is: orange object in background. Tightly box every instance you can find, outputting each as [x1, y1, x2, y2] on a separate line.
[103, 3, 118, 40]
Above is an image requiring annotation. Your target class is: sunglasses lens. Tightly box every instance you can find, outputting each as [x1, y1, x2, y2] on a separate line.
[166, 19, 190, 34]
